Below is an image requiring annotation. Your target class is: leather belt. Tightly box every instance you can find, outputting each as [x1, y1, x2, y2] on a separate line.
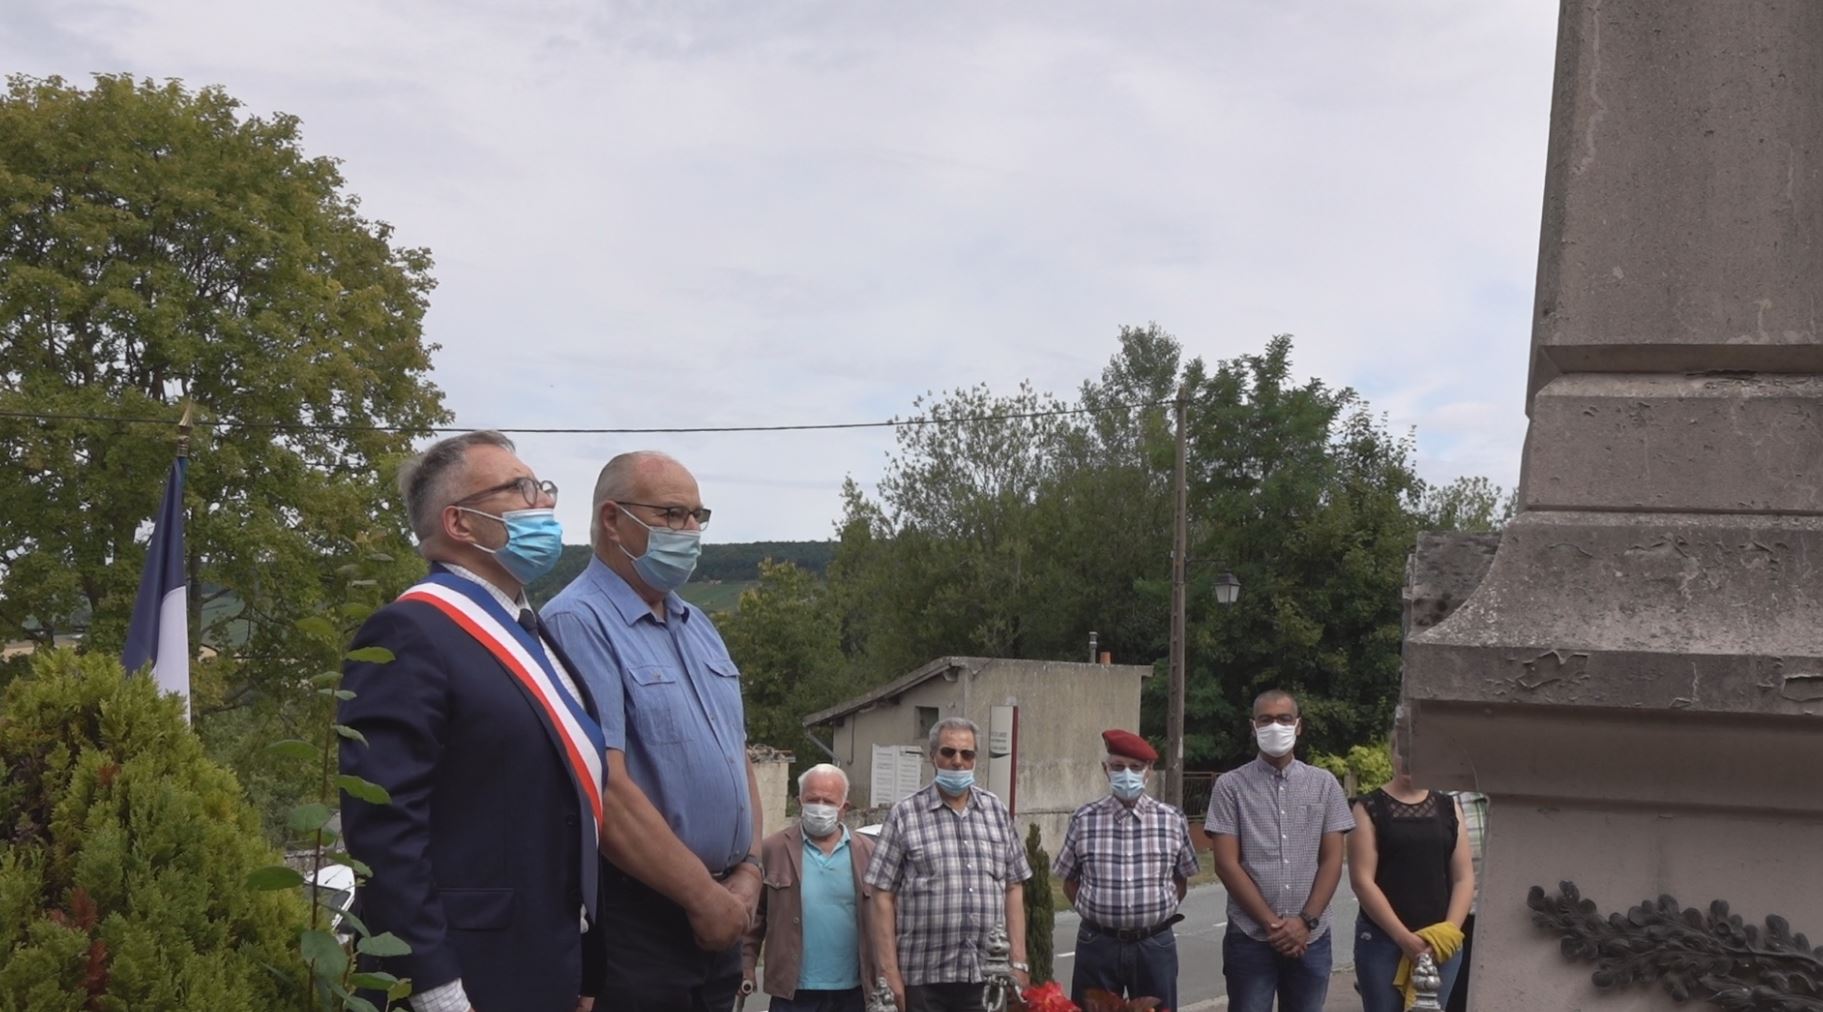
[1083, 913, 1184, 942]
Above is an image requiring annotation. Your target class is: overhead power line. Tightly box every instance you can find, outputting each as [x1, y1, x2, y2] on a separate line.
[0, 400, 1173, 436]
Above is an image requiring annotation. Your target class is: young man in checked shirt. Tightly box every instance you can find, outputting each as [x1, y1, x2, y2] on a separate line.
[1204, 689, 1355, 1012]
[865, 717, 1033, 1012]
[1053, 729, 1200, 1011]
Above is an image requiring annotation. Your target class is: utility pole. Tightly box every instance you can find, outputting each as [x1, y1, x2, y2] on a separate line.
[1166, 383, 1188, 809]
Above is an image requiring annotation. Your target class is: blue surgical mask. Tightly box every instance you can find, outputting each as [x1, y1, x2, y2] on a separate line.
[620, 511, 702, 592]
[1109, 769, 1147, 801]
[933, 769, 974, 796]
[460, 507, 563, 584]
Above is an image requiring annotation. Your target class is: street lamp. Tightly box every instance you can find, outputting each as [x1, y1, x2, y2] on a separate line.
[1166, 563, 1240, 809]
[1212, 570, 1241, 607]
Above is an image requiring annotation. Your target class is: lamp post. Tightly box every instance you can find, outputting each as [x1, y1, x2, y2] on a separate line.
[1164, 384, 1243, 810]
[1165, 562, 1240, 808]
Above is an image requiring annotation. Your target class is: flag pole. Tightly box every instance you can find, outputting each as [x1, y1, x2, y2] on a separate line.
[176, 401, 194, 459]
[122, 401, 196, 722]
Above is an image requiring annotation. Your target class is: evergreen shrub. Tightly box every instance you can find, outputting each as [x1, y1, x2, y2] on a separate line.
[0, 649, 306, 1010]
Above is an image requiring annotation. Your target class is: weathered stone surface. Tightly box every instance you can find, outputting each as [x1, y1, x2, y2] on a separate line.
[1405, 2, 1823, 1009]
[1525, 373, 1823, 513]
[1529, 0, 1823, 404]
[1403, 532, 1500, 637]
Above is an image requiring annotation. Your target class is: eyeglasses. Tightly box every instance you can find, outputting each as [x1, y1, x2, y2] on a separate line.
[453, 476, 558, 509]
[937, 747, 977, 761]
[1252, 714, 1299, 728]
[617, 501, 713, 530]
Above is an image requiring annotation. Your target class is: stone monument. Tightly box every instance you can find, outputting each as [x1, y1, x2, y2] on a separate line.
[1403, 2, 1823, 1009]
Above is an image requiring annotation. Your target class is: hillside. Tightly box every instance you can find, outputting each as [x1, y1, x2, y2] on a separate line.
[526, 541, 834, 613]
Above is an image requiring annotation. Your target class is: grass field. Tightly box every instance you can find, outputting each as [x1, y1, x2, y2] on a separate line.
[676, 580, 755, 614]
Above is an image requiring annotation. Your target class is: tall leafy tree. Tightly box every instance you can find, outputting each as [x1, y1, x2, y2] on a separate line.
[0, 75, 446, 700]
[831, 328, 1476, 767]
[832, 382, 1072, 679]
[720, 559, 849, 768]
[1157, 336, 1427, 764]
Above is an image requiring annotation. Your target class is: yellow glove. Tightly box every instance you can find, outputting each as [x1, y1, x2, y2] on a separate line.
[1393, 921, 1465, 1010]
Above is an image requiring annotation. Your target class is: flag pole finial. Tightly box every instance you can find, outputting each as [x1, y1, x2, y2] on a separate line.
[176, 402, 195, 459]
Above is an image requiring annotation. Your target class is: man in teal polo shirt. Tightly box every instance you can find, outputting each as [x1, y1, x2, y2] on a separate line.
[743, 764, 879, 1012]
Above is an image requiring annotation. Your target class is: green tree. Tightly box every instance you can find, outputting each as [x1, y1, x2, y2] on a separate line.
[1023, 823, 1055, 986]
[1159, 335, 1428, 764]
[0, 649, 308, 1008]
[831, 327, 1465, 767]
[830, 381, 1073, 681]
[719, 560, 849, 768]
[1419, 474, 1516, 533]
[0, 74, 446, 695]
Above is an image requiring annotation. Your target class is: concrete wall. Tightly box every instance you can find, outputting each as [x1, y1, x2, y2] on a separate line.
[749, 749, 794, 839]
[823, 658, 1147, 854]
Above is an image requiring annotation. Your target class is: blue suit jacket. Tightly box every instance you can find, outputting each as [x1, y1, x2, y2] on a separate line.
[339, 575, 606, 1011]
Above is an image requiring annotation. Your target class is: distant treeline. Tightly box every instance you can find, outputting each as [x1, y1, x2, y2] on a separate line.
[527, 541, 835, 607]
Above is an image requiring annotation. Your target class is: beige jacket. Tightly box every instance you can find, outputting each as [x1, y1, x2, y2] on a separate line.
[741, 823, 880, 999]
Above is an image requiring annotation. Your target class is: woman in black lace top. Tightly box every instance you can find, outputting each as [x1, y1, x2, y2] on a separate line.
[1345, 724, 1474, 1011]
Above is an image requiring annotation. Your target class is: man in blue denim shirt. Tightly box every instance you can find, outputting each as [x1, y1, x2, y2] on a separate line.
[543, 450, 762, 1012]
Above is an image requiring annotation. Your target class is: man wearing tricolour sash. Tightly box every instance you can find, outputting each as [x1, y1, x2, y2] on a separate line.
[340, 431, 607, 1012]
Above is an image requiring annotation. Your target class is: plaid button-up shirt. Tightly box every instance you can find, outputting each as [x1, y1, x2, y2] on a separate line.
[1202, 757, 1354, 942]
[1447, 790, 1488, 914]
[863, 783, 1033, 986]
[1053, 793, 1199, 930]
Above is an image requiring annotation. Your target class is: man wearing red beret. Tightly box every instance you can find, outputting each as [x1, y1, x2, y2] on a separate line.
[1051, 729, 1200, 1010]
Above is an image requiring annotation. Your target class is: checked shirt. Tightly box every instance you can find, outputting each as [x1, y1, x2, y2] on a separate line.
[1202, 757, 1354, 942]
[1053, 793, 1199, 930]
[864, 783, 1033, 986]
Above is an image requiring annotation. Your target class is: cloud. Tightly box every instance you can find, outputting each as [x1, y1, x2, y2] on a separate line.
[6, 0, 1557, 540]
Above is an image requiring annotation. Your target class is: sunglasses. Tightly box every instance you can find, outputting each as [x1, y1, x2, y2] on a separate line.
[938, 747, 977, 761]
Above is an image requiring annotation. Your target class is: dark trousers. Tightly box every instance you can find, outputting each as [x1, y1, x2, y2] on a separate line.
[1221, 926, 1332, 1012]
[771, 987, 865, 1012]
[1070, 924, 1179, 1011]
[594, 863, 741, 1012]
[1446, 914, 1475, 1012]
[905, 981, 989, 1012]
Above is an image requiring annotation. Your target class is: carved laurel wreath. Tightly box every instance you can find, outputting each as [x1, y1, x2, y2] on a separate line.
[1529, 881, 1823, 1010]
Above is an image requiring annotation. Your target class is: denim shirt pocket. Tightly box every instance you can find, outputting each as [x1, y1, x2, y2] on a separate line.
[626, 663, 684, 744]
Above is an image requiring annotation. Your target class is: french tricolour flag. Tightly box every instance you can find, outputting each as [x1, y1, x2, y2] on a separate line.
[122, 457, 190, 718]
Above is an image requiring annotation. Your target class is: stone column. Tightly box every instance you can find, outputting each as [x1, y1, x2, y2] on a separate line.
[1404, 3, 1823, 1010]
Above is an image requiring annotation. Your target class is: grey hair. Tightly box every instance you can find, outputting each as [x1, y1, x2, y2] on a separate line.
[590, 450, 682, 549]
[797, 762, 850, 797]
[1251, 688, 1299, 717]
[927, 716, 980, 757]
[397, 431, 516, 542]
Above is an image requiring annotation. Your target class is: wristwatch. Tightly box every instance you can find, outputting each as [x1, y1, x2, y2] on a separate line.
[1299, 912, 1320, 931]
[739, 853, 764, 876]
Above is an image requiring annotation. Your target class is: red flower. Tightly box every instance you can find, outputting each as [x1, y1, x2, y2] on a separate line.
[1020, 980, 1080, 1012]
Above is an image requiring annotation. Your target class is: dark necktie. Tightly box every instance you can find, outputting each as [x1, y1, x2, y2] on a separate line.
[517, 608, 540, 638]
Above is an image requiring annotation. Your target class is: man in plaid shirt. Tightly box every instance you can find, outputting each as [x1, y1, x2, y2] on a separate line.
[865, 717, 1033, 1012]
[1052, 729, 1199, 1010]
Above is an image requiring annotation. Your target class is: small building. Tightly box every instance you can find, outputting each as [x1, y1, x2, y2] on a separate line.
[801, 655, 1151, 852]
[748, 744, 795, 837]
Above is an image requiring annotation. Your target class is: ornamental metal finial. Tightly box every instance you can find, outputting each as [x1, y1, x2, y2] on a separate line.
[1411, 952, 1444, 1010]
[980, 923, 1018, 1011]
[866, 975, 898, 1012]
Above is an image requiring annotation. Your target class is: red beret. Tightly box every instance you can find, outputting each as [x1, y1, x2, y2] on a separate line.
[1102, 729, 1157, 763]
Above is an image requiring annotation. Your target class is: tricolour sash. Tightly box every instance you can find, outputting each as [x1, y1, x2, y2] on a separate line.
[397, 573, 605, 914]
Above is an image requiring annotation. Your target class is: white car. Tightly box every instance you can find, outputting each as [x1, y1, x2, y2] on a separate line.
[857, 823, 883, 838]
[305, 863, 358, 942]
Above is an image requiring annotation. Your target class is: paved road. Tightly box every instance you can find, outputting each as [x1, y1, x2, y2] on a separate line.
[752, 877, 1359, 1009]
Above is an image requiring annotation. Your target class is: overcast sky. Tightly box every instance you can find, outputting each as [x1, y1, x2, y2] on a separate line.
[7, 1, 1559, 543]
